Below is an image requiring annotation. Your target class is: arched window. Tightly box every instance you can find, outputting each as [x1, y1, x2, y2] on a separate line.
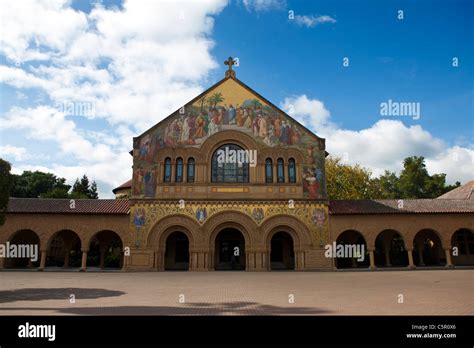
[175, 158, 183, 182]
[187, 158, 195, 183]
[265, 158, 273, 183]
[277, 158, 285, 183]
[288, 158, 296, 183]
[164, 157, 171, 182]
[211, 144, 249, 183]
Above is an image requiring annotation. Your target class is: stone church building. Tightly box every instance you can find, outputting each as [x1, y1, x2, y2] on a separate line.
[1, 59, 473, 272]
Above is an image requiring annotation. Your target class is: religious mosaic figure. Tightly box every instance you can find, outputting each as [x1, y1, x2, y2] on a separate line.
[196, 207, 208, 223]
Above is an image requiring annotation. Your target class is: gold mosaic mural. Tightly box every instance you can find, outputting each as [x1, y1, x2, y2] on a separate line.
[130, 201, 329, 248]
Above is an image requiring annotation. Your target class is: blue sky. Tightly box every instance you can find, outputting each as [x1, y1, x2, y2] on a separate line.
[0, 0, 473, 197]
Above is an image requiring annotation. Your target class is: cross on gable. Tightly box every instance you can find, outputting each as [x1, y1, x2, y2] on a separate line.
[224, 56, 236, 78]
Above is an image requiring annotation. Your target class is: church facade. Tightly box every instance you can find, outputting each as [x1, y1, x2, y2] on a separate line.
[1, 59, 473, 272]
[128, 59, 329, 271]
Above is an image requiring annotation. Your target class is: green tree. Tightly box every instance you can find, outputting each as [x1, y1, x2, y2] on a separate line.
[71, 175, 99, 199]
[397, 156, 459, 198]
[0, 159, 13, 225]
[326, 157, 382, 200]
[375, 170, 401, 199]
[89, 181, 99, 199]
[10, 170, 100, 199]
[10, 171, 71, 198]
[398, 156, 430, 198]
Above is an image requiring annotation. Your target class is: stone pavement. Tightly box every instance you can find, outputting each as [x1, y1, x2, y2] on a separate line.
[0, 269, 472, 315]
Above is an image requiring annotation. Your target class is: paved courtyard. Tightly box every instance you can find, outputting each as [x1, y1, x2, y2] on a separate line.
[0, 269, 472, 315]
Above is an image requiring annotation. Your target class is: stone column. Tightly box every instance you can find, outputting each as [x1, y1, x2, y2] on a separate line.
[255, 251, 266, 271]
[189, 251, 198, 271]
[295, 250, 305, 270]
[209, 251, 215, 270]
[171, 160, 176, 183]
[263, 251, 269, 270]
[273, 164, 277, 184]
[80, 249, 88, 271]
[183, 160, 187, 183]
[245, 251, 251, 271]
[368, 249, 376, 270]
[38, 250, 47, 271]
[120, 252, 125, 271]
[444, 248, 453, 268]
[156, 250, 164, 271]
[407, 248, 415, 269]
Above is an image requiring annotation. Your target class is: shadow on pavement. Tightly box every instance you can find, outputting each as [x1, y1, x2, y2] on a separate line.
[0, 288, 125, 303]
[0, 301, 331, 315]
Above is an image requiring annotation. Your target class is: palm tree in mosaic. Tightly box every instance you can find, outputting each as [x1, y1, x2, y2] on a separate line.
[208, 92, 224, 109]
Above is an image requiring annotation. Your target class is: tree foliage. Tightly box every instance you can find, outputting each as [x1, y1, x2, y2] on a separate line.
[326, 155, 461, 200]
[326, 157, 382, 200]
[71, 175, 98, 199]
[11, 171, 71, 198]
[10, 171, 99, 199]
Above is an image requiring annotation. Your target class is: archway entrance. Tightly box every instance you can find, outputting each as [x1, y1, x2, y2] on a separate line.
[87, 230, 124, 269]
[4, 230, 41, 269]
[165, 232, 189, 270]
[270, 232, 295, 270]
[215, 228, 245, 270]
[451, 229, 474, 266]
[375, 230, 408, 267]
[335, 230, 369, 269]
[413, 229, 444, 266]
[46, 230, 82, 269]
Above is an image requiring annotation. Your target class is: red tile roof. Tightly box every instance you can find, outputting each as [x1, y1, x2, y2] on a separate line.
[6, 198, 130, 214]
[112, 179, 132, 194]
[329, 199, 474, 215]
[6, 198, 473, 215]
[437, 180, 474, 200]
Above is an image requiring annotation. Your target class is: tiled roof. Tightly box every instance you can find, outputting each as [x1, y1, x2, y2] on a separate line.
[329, 199, 474, 215]
[437, 180, 474, 200]
[6, 198, 473, 215]
[6, 198, 130, 214]
[112, 179, 132, 194]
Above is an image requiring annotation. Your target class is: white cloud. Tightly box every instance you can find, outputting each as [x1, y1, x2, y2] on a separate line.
[281, 95, 331, 130]
[0, 145, 30, 161]
[242, 0, 286, 12]
[1, 0, 228, 131]
[0, 0, 88, 64]
[0, 105, 133, 197]
[0, 0, 228, 198]
[282, 95, 474, 184]
[294, 15, 336, 28]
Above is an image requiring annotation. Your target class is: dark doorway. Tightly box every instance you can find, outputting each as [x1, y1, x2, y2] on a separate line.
[4, 230, 41, 269]
[165, 232, 189, 270]
[215, 228, 245, 270]
[374, 230, 408, 267]
[270, 232, 295, 270]
[413, 230, 444, 266]
[46, 230, 82, 268]
[87, 230, 124, 269]
[335, 230, 369, 269]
